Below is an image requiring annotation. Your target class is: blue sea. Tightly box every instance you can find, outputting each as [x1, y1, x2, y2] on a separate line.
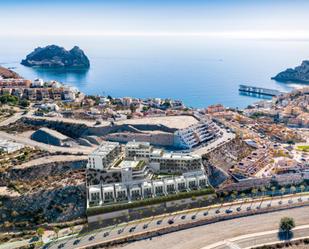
[1, 36, 308, 108]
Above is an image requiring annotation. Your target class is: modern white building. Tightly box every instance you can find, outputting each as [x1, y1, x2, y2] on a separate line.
[87, 141, 122, 170]
[88, 170, 209, 205]
[174, 120, 218, 149]
[125, 141, 203, 173]
[87, 140, 209, 206]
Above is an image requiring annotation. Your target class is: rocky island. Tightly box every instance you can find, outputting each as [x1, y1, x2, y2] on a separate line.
[272, 60, 309, 83]
[21, 45, 90, 68]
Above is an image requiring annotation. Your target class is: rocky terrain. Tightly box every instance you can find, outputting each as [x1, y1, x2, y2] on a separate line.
[21, 45, 90, 68]
[0, 66, 21, 79]
[272, 60, 309, 83]
[0, 158, 87, 230]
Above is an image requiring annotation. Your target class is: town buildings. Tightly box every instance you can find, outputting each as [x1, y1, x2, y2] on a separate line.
[0, 78, 78, 102]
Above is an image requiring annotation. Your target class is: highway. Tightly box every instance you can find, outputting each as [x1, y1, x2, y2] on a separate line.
[46, 193, 309, 249]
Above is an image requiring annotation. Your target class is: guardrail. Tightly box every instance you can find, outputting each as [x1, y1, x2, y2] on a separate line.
[77, 193, 309, 249]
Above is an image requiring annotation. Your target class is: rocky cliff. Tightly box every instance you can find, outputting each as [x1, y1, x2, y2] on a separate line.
[272, 60, 309, 83]
[0, 66, 21, 79]
[21, 45, 90, 68]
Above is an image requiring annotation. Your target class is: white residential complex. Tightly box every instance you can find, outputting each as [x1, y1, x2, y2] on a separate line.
[87, 141, 209, 206]
[174, 119, 220, 149]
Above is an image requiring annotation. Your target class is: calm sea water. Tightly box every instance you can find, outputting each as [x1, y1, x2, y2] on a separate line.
[1, 36, 308, 108]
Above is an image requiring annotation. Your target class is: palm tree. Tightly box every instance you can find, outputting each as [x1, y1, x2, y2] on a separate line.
[36, 227, 45, 243]
[279, 217, 295, 240]
[53, 227, 60, 239]
[300, 184, 305, 193]
[280, 187, 286, 203]
[239, 193, 246, 209]
[271, 186, 276, 198]
[260, 186, 266, 196]
[251, 188, 258, 207]
[290, 185, 296, 195]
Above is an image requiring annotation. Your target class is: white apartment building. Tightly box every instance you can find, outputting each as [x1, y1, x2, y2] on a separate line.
[88, 170, 208, 205]
[174, 120, 218, 149]
[125, 141, 203, 173]
[87, 140, 209, 207]
[87, 141, 122, 170]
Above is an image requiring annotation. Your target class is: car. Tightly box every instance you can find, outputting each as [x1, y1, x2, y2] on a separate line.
[298, 198, 302, 202]
[73, 240, 80, 245]
[181, 215, 186, 220]
[278, 201, 282, 205]
[246, 206, 251, 211]
[288, 199, 293, 204]
[225, 209, 233, 214]
[129, 227, 136, 232]
[191, 215, 196, 220]
[89, 236, 95, 241]
[267, 203, 271, 207]
[143, 224, 148, 229]
[103, 232, 109, 237]
[215, 209, 220, 214]
[256, 205, 261, 210]
[118, 229, 124, 234]
[168, 219, 174, 225]
[236, 207, 241, 212]
[157, 220, 162, 225]
[58, 244, 64, 249]
[203, 211, 208, 216]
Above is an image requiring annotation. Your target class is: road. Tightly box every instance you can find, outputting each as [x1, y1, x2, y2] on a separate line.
[0, 131, 94, 154]
[46, 193, 309, 249]
[202, 224, 309, 249]
[0, 111, 24, 126]
[194, 127, 236, 156]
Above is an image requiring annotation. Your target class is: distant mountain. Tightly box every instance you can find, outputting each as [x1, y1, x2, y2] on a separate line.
[21, 45, 90, 68]
[0, 66, 21, 79]
[272, 60, 309, 83]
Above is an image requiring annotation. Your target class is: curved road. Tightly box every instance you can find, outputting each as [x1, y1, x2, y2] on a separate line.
[113, 206, 309, 249]
[47, 194, 309, 249]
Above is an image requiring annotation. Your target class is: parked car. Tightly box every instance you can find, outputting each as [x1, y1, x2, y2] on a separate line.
[168, 219, 174, 225]
[73, 240, 80, 245]
[203, 211, 208, 216]
[157, 220, 162, 225]
[181, 215, 186, 220]
[225, 209, 233, 214]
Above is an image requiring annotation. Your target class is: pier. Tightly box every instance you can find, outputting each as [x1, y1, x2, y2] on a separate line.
[239, 84, 281, 97]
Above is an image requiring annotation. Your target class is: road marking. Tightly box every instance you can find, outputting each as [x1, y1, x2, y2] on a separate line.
[226, 241, 241, 249]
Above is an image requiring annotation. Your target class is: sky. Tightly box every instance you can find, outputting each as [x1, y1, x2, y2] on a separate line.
[1, 0, 309, 39]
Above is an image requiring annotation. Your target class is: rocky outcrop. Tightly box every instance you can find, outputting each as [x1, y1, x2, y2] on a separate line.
[21, 45, 90, 68]
[272, 60, 309, 83]
[0, 66, 21, 79]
